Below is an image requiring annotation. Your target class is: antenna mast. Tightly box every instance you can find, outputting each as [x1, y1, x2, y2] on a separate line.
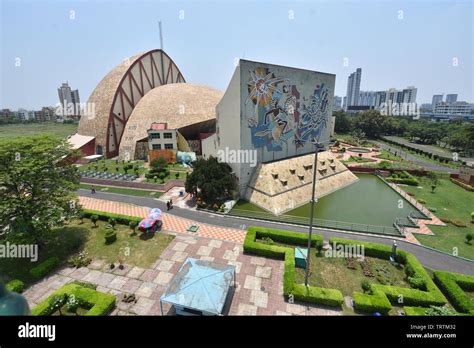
[158, 21, 164, 50]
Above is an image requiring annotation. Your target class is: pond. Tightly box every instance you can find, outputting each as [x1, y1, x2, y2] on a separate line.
[287, 174, 415, 227]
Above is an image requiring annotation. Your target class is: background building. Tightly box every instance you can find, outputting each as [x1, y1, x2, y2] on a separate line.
[333, 96, 342, 111]
[432, 94, 444, 110]
[58, 82, 80, 120]
[345, 68, 361, 109]
[434, 101, 471, 115]
[446, 94, 458, 104]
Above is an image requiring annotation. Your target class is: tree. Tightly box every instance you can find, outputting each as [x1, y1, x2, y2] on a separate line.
[426, 172, 439, 193]
[0, 135, 80, 245]
[333, 110, 352, 134]
[466, 233, 473, 245]
[185, 157, 235, 205]
[108, 218, 116, 230]
[90, 214, 99, 227]
[352, 110, 391, 138]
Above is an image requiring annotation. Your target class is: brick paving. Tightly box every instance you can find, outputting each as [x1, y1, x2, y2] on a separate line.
[79, 196, 245, 244]
[23, 232, 342, 316]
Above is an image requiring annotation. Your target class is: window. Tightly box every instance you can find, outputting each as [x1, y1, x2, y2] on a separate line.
[150, 133, 160, 139]
[152, 144, 161, 150]
[164, 143, 174, 150]
[163, 132, 173, 139]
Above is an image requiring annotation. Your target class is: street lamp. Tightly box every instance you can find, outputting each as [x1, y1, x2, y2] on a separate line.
[304, 140, 326, 287]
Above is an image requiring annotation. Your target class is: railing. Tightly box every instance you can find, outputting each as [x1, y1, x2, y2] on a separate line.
[229, 208, 402, 237]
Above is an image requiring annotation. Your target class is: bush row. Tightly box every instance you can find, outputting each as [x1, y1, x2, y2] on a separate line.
[450, 178, 474, 192]
[244, 227, 343, 306]
[433, 271, 474, 314]
[6, 279, 25, 293]
[329, 237, 447, 313]
[82, 209, 142, 225]
[29, 257, 60, 279]
[32, 283, 115, 316]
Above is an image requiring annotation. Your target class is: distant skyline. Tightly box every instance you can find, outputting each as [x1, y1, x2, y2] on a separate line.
[1, 0, 472, 110]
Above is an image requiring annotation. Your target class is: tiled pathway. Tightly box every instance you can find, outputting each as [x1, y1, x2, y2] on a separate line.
[23, 233, 341, 316]
[79, 196, 245, 244]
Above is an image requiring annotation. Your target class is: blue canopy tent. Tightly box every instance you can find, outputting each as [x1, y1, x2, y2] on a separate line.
[160, 258, 236, 316]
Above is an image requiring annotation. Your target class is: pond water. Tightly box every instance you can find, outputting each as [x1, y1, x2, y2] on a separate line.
[288, 174, 415, 227]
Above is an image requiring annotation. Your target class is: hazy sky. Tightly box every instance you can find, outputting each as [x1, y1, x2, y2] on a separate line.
[1, 0, 472, 109]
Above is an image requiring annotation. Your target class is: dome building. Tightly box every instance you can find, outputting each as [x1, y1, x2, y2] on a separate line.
[77, 49, 222, 159]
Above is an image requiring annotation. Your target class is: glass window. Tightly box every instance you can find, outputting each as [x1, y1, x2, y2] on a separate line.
[164, 143, 174, 149]
[150, 133, 160, 139]
[152, 144, 162, 150]
[163, 132, 173, 139]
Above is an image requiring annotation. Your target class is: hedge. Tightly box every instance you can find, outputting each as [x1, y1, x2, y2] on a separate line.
[329, 237, 447, 312]
[353, 289, 392, 314]
[244, 226, 343, 306]
[387, 178, 420, 186]
[433, 271, 474, 314]
[29, 257, 60, 279]
[403, 306, 429, 316]
[82, 209, 142, 225]
[6, 279, 25, 293]
[32, 283, 116, 316]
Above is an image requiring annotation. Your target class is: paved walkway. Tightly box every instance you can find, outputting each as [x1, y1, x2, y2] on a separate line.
[80, 196, 246, 244]
[24, 232, 341, 316]
[77, 189, 474, 275]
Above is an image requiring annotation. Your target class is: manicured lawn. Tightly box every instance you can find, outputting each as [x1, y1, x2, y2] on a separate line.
[80, 159, 147, 175]
[145, 169, 187, 183]
[374, 150, 402, 162]
[0, 122, 77, 141]
[341, 155, 376, 164]
[402, 177, 474, 260]
[79, 183, 163, 198]
[232, 199, 267, 213]
[294, 251, 409, 296]
[80, 219, 174, 267]
[0, 219, 174, 285]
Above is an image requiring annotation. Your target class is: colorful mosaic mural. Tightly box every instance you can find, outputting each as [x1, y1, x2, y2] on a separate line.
[245, 67, 330, 151]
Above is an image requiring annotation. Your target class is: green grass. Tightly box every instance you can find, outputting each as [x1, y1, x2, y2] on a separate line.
[0, 122, 77, 141]
[374, 150, 402, 162]
[79, 159, 147, 175]
[341, 155, 377, 164]
[79, 183, 163, 198]
[145, 170, 188, 183]
[294, 251, 409, 297]
[402, 177, 474, 260]
[81, 219, 174, 267]
[0, 219, 174, 285]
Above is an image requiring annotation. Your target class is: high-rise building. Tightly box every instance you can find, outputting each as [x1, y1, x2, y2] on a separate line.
[58, 82, 80, 119]
[446, 94, 458, 104]
[345, 68, 362, 109]
[434, 101, 471, 115]
[358, 91, 376, 107]
[402, 86, 417, 103]
[431, 94, 444, 109]
[333, 96, 342, 111]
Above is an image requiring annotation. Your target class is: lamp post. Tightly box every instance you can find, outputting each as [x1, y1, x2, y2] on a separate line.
[304, 140, 324, 287]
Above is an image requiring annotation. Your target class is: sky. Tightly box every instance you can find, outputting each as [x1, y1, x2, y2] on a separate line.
[0, 0, 473, 110]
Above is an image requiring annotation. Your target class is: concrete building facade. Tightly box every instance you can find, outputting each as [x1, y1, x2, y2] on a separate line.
[212, 59, 336, 195]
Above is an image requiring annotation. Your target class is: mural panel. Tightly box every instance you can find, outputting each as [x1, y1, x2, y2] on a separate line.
[244, 65, 332, 152]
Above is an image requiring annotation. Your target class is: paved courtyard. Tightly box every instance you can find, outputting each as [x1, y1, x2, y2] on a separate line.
[23, 231, 342, 316]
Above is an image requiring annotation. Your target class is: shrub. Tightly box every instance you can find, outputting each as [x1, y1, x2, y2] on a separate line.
[451, 219, 467, 228]
[82, 209, 141, 226]
[427, 207, 437, 213]
[353, 289, 391, 314]
[471, 212, 474, 223]
[108, 218, 116, 230]
[69, 280, 97, 290]
[361, 279, 372, 293]
[32, 284, 116, 316]
[30, 257, 60, 279]
[417, 198, 426, 204]
[90, 214, 99, 227]
[129, 220, 137, 235]
[68, 251, 91, 268]
[466, 233, 473, 244]
[408, 274, 427, 290]
[433, 271, 474, 314]
[104, 229, 117, 244]
[425, 305, 458, 316]
[440, 217, 451, 224]
[6, 279, 25, 293]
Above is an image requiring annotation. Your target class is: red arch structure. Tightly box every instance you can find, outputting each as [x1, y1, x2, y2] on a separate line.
[78, 49, 185, 158]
